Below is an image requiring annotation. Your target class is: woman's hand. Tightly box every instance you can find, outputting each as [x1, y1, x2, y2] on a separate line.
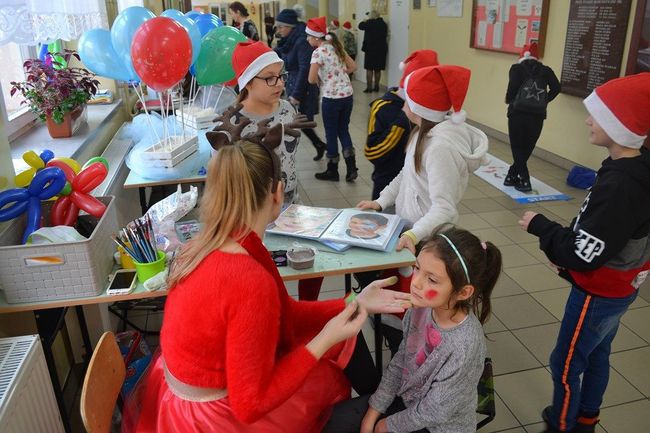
[323, 301, 368, 343]
[357, 200, 382, 211]
[360, 407, 382, 433]
[397, 234, 416, 254]
[357, 276, 412, 315]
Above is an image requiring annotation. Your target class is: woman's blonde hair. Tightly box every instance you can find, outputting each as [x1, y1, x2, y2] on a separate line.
[167, 141, 275, 287]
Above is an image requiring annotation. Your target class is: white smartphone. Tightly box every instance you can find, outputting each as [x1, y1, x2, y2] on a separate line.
[106, 269, 138, 295]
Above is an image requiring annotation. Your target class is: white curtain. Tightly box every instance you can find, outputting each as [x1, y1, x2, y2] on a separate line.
[0, 0, 108, 45]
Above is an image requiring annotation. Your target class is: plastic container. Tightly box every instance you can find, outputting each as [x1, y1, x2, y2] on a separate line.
[134, 250, 166, 283]
[287, 248, 316, 270]
[0, 196, 117, 303]
[118, 243, 136, 269]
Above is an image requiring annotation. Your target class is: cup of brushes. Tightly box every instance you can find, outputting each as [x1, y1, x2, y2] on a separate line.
[113, 215, 166, 283]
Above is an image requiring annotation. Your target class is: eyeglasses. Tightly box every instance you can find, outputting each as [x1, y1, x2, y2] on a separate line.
[254, 72, 288, 86]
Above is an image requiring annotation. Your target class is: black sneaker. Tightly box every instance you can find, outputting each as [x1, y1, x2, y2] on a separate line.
[541, 406, 564, 433]
[503, 173, 517, 187]
[515, 176, 532, 193]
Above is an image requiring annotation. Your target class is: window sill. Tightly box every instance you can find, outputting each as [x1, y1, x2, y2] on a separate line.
[10, 100, 123, 171]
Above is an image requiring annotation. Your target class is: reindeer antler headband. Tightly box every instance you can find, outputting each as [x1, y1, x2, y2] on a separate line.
[206, 103, 316, 192]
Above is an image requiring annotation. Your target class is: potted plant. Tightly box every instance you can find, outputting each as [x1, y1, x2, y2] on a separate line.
[10, 50, 100, 138]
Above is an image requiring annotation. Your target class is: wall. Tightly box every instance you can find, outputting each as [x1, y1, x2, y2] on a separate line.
[409, 0, 641, 170]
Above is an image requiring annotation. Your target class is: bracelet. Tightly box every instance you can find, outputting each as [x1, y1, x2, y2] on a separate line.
[345, 292, 356, 305]
[401, 230, 418, 245]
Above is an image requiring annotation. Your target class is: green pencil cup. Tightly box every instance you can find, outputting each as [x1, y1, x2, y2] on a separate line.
[134, 250, 166, 283]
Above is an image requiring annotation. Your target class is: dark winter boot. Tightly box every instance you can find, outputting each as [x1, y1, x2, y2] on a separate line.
[572, 412, 599, 433]
[504, 166, 517, 187]
[514, 174, 532, 193]
[343, 149, 358, 182]
[315, 158, 339, 181]
[541, 406, 564, 433]
[312, 141, 326, 161]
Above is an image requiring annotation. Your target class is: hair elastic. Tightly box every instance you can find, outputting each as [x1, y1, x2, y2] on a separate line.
[439, 233, 471, 284]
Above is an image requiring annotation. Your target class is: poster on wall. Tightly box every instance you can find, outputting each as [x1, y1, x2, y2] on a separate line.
[470, 0, 549, 54]
[625, 0, 650, 75]
[438, 0, 463, 17]
[560, 0, 632, 97]
[429, 0, 437, 6]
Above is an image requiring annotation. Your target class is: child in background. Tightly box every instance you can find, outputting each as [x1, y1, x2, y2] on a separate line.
[519, 73, 650, 433]
[364, 50, 439, 200]
[306, 16, 359, 183]
[323, 225, 502, 433]
[342, 21, 357, 64]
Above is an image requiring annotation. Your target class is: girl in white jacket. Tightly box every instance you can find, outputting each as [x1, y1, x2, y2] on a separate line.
[358, 65, 489, 254]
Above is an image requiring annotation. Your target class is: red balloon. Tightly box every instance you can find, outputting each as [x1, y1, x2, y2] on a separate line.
[51, 196, 79, 226]
[72, 162, 107, 193]
[46, 159, 75, 182]
[70, 191, 106, 218]
[131, 17, 192, 92]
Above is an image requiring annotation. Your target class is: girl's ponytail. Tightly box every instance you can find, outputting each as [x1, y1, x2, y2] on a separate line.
[326, 32, 347, 64]
[474, 241, 501, 324]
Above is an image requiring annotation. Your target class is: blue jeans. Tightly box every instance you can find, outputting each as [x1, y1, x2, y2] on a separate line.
[547, 286, 637, 431]
[321, 96, 354, 159]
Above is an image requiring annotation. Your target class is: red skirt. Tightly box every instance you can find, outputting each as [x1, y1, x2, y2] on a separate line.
[122, 339, 355, 433]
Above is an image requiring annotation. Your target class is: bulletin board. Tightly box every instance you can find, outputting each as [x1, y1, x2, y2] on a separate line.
[470, 0, 549, 56]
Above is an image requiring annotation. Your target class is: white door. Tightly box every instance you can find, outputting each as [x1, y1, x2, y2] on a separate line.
[355, 0, 371, 85]
[387, 0, 409, 87]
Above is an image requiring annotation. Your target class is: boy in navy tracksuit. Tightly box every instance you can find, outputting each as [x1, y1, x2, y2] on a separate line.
[364, 50, 439, 200]
[519, 73, 650, 433]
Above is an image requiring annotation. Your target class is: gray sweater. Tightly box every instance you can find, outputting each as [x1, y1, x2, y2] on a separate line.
[368, 308, 486, 433]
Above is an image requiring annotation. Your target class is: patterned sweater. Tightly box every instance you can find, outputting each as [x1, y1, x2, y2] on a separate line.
[369, 308, 486, 433]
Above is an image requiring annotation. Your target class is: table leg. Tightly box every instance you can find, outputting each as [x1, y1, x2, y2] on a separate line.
[34, 308, 73, 433]
[138, 186, 148, 214]
[373, 313, 383, 374]
[75, 305, 93, 366]
[345, 274, 352, 294]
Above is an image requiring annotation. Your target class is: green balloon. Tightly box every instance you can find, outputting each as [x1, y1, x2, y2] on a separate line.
[60, 182, 72, 196]
[82, 156, 109, 171]
[194, 26, 247, 86]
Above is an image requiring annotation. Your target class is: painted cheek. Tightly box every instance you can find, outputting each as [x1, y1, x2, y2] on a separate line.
[424, 290, 438, 300]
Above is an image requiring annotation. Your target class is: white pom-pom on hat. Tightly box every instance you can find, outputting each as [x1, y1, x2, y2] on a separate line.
[399, 61, 406, 71]
[450, 110, 467, 124]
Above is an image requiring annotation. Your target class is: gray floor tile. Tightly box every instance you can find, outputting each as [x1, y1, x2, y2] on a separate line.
[495, 368, 553, 426]
[513, 323, 559, 366]
[599, 399, 650, 433]
[484, 313, 508, 333]
[477, 210, 523, 228]
[457, 213, 492, 230]
[601, 367, 645, 408]
[497, 224, 539, 244]
[505, 264, 569, 293]
[531, 287, 569, 321]
[493, 273, 526, 298]
[480, 393, 521, 433]
[462, 197, 508, 213]
[486, 331, 542, 375]
[471, 227, 516, 247]
[492, 294, 558, 330]
[499, 244, 541, 269]
[611, 346, 650, 397]
[621, 306, 650, 342]
[519, 242, 549, 263]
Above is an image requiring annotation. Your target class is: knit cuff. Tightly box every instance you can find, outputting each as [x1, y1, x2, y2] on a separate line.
[401, 230, 418, 245]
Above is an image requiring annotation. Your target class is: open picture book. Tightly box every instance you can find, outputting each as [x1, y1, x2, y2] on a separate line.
[266, 205, 404, 251]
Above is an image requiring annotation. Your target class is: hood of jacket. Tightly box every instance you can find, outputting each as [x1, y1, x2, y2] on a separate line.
[427, 120, 489, 172]
[600, 150, 650, 194]
[277, 22, 307, 55]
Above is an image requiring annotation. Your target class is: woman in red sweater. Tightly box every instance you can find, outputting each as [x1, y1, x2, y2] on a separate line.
[122, 122, 410, 433]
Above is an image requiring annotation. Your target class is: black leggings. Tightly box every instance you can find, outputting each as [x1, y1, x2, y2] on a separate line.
[507, 114, 544, 179]
[344, 331, 381, 395]
[323, 395, 428, 433]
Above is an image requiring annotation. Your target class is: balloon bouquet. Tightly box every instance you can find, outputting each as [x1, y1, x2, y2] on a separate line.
[0, 151, 108, 244]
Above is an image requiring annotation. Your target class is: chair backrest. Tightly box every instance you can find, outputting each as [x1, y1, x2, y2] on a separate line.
[80, 331, 126, 433]
[476, 357, 496, 429]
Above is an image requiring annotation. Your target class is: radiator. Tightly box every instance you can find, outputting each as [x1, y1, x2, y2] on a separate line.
[0, 335, 65, 433]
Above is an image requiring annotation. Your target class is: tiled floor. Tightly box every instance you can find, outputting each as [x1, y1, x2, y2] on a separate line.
[125, 80, 650, 432]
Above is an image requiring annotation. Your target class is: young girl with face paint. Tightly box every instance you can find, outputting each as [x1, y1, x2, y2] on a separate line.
[323, 225, 502, 433]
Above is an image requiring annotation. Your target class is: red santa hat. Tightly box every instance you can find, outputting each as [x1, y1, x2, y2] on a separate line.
[343, 21, 352, 30]
[518, 42, 539, 63]
[398, 50, 440, 93]
[583, 72, 650, 149]
[306, 16, 327, 38]
[231, 41, 283, 89]
[404, 65, 471, 124]
[330, 19, 339, 28]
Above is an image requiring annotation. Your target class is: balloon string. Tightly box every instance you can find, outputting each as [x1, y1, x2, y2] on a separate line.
[134, 83, 161, 149]
[213, 85, 225, 113]
[159, 92, 168, 150]
[178, 83, 186, 141]
[205, 85, 213, 110]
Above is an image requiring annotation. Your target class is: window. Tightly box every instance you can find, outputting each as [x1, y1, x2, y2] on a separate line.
[0, 42, 38, 139]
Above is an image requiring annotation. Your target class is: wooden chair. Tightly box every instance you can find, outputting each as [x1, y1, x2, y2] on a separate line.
[80, 331, 125, 433]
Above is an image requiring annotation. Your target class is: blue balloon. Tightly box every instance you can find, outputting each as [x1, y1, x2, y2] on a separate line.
[39, 149, 54, 164]
[0, 189, 29, 221]
[111, 6, 155, 81]
[194, 13, 223, 37]
[38, 43, 49, 62]
[79, 29, 137, 82]
[28, 167, 66, 200]
[185, 11, 201, 21]
[24, 196, 42, 244]
[161, 9, 202, 65]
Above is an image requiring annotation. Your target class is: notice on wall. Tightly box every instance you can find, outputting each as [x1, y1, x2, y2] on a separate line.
[438, 0, 463, 17]
[560, 0, 633, 97]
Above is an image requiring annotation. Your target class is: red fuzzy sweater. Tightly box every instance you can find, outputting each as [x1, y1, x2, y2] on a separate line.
[160, 238, 345, 424]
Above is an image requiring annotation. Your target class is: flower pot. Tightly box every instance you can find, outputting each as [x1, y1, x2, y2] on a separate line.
[45, 105, 87, 138]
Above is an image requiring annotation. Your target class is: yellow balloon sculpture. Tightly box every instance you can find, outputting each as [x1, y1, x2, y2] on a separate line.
[14, 150, 80, 187]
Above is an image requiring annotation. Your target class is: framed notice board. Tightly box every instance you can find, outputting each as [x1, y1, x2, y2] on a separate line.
[470, 0, 549, 55]
[560, 0, 633, 97]
[625, 0, 650, 74]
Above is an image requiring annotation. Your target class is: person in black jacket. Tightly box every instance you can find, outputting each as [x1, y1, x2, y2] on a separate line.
[359, 11, 388, 93]
[274, 9, 327, 161]
[519, 73, 650, 433]
[504, 43, 560, 192]
[229, 2, 259, 41]
[364, 50, 439, 200]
